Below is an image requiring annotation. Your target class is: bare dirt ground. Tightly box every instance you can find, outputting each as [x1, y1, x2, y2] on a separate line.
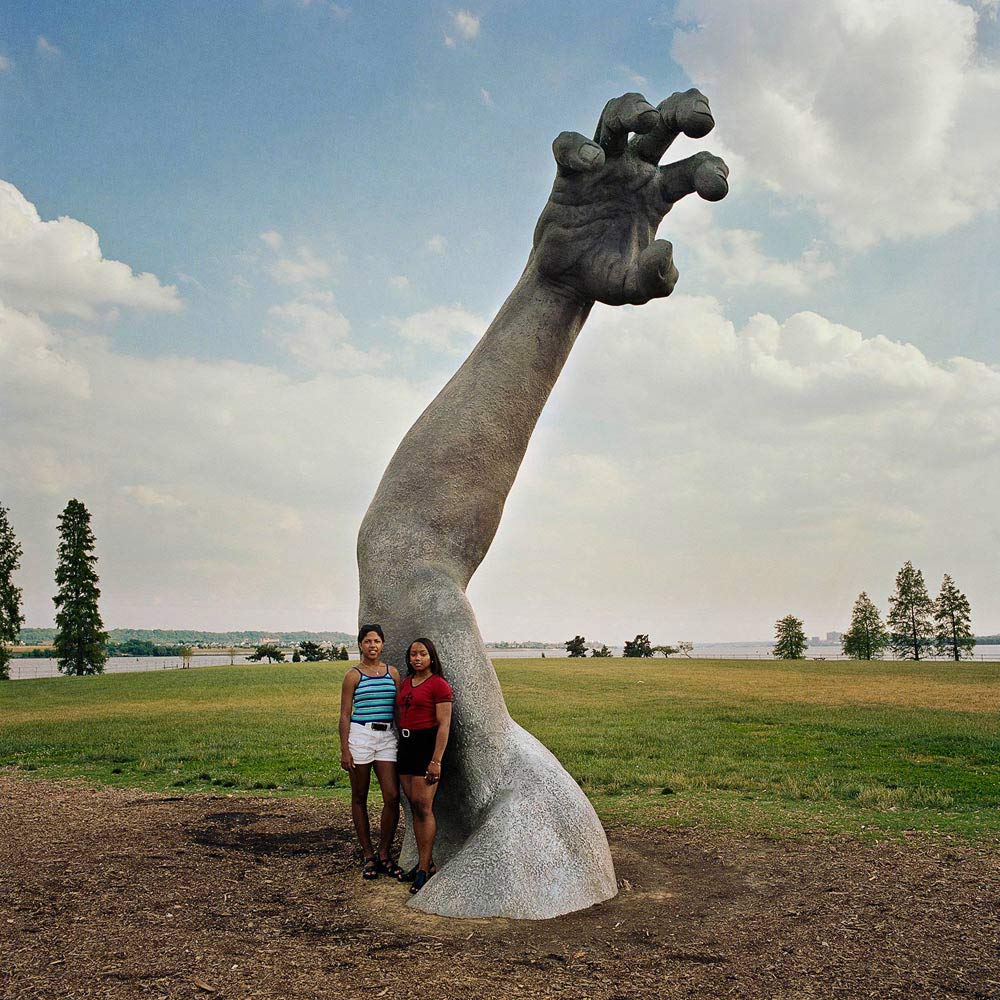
[1, 775, 998, 1000]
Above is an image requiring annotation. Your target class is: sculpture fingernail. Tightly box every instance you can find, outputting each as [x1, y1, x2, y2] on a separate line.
[579, 144, 602, 164]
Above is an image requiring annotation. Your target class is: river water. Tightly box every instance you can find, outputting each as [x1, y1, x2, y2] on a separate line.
[8, 643, 999, 680]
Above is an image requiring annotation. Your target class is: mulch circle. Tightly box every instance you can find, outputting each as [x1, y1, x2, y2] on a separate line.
[1, 774, 998, 999]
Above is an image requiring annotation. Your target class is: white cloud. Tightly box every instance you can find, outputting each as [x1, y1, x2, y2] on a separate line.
[0, 300, 90, 400]
[425, 234, 446, 255]
[672, 0, 1000, 248]
[0, 55, 12, 73]
[0, 180, 182, 317]
[393, 304, 485, 354]
[294, 0, 350, 13]
[267, 290, 382, 371]
[444, 9, 480, 46]
[389, 274, 410, 290]
[480, 88, 494, 107]
[256, 229, 336, 285]
[36, 36, 60, 57]
[270, 246, 331, 285]
[259, 230, 284, 251]
[620, 64, 648, 87]
[122, 485, 185, 509]
[1, 299, 427, 629]
[475, 293, 1000, 640]
[664, 197, 835, 294]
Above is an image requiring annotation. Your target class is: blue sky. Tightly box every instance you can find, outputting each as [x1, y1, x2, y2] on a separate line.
[2, 1, 999, 641]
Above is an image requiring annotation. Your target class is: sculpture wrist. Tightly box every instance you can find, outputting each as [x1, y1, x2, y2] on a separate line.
[523, 255, 596, 312]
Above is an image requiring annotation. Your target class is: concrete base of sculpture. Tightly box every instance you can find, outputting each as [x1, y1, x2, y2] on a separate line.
[357, 88, 728, 919]
[407, 722, 616, 919]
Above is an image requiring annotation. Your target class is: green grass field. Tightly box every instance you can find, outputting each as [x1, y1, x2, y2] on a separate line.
[2, 657, 998, 840]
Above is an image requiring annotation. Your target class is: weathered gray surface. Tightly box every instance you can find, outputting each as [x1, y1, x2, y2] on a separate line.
[358, 90, 728, 919]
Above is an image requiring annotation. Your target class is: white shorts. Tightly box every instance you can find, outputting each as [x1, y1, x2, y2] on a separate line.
[348, 722, 398, 764]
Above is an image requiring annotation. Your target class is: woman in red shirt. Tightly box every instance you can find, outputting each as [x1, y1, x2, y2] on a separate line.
[396, 637, 453, 894]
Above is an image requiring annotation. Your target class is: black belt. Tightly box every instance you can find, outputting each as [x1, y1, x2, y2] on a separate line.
[357, 721, 391, 731]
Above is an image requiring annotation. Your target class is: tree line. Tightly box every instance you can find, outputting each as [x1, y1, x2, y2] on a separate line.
[773, 561, 975, 661]
[564, 635, 694, 658]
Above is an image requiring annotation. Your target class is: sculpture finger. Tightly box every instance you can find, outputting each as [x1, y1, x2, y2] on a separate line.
[632, 89, 716, 165]
[552, 131, 606, 175]
[621, 240, 678, 304]
[594, 92, 660, 158]
[658, 151, 729, 206]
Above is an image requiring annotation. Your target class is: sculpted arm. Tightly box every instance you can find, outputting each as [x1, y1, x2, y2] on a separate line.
[359, 90, 727, 590]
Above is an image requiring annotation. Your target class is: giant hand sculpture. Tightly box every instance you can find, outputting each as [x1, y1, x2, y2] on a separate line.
[358, 90, 728, 918]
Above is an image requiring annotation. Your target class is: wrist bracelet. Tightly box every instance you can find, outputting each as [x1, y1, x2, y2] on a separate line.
[430, 760, 441, 765]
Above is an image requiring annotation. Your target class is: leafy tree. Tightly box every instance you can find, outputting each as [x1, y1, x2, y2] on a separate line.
[565, 635, 588, 657]
[0, 504, 24, 681]
[934, 574, 975, 661]
[887, 561, 934, 660]
[842, 592, 889, 660]
[53, 499, 108, 676]
[247, 643, 286, 663]
[298, 640, 327, 662]
[178, 645, 194, 668]
[677, 641, 693, 658]
[590, 644, 612, 658]
[772, 615, 807, 660]
[652, 645, 678, 657]
[338, 645, 350, 661]
[622, 634, 653, 658]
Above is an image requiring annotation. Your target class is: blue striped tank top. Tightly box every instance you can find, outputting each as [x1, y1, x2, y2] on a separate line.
[351, 666, 396, 724]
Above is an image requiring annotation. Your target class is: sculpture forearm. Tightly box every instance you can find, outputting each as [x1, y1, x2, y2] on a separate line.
[358, 262, 592, 586]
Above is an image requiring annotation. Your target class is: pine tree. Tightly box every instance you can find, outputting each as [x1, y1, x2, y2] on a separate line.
[933, 574, 975, 661]
[841, 592, 889, 660]
[53, 499, 108, 676]
[772, 614, 807, 659]
[887, 561, 934, 661]
[565, 635, 587, 657]
[0, 503, 25, 681]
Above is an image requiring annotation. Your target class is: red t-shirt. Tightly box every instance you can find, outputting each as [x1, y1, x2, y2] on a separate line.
[397, 674, 453, 730]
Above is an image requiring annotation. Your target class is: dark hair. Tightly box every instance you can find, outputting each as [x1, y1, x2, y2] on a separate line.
[405, 637, 444, 677]
[357, 623, 385, 645]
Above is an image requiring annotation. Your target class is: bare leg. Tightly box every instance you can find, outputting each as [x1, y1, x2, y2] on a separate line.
[372, 760, 400, 860]
[348, 763, 374, 859]
[410, 780, 439, 873]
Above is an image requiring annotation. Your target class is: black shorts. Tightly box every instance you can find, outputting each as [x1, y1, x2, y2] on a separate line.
[397, 726, 439, 775]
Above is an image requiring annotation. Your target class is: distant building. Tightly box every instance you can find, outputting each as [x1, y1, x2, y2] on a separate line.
[810, 636, 821, 643]
[826, 631, 843, 641]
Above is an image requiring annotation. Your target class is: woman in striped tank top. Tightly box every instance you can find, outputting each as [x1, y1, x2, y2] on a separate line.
[339, 624, 404, 880]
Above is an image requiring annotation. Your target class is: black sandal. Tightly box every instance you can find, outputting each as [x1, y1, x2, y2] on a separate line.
[409, 869, 429, 894]
[362, 857, 379, 880]
[378, 855, 405, 879]
[399, 861, 437, 882]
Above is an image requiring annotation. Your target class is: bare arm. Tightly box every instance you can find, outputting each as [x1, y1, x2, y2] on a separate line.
[425, 701, 453, 785]
[339, 669, 359, 771]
